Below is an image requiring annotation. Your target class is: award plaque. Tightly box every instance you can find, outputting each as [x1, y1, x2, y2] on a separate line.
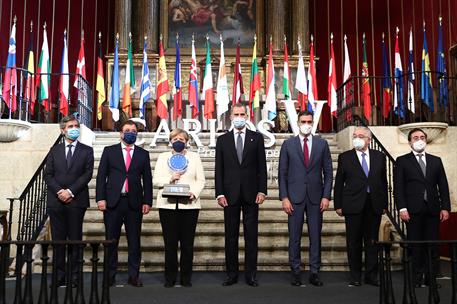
[162, 154, 191, 199]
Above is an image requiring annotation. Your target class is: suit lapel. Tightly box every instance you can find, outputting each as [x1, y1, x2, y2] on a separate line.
[116, 143, 127, 173]
[227, 131, 239, 163]
[351, 149, 367, 178]
[58, 143, 67, 166]
[407, 152, 425, 180]
[68, 143, 82, 170]
[308, 136, 317, 168]
[129, 145, 140, 172]
[294, 135, 306, 167]
[242, 130, 253, 163]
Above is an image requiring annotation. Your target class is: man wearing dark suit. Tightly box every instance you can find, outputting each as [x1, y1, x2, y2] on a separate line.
[44, 115, 94, 287]
[394, 128, 450, 287]
[334, 126, 387, 287]
[278, 111, 333, 287]
[96, 120, 152, 287]
[215, 103, 267, 287]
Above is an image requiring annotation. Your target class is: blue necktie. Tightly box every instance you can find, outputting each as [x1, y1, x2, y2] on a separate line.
[361, 152, 370, 192]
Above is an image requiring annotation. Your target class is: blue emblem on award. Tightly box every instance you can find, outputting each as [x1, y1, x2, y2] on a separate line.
[168, 154, 188, 173]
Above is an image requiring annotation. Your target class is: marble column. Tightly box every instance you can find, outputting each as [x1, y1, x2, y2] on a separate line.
[114, 0, 131, 50]
[266, 0, 290, 54]
[132, 0, 159, 53]
[291, 0, 309, 54]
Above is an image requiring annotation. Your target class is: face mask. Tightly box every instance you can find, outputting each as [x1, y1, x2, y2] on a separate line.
[352, 137, 366, 150]
[123, 132, 137, 145]
[412, 140, 426, 152]
[66, 128, 80, 141]
[172, 140, 186, 153]
[299, 124, 313, 135]
[233, 117, 246, 129]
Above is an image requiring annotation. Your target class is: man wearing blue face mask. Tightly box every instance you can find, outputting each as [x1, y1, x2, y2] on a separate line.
[96, 120, 153, 287]
[215, 103, 267, 287]
[334, 126, 387, 287]
[44, 115, 94, 287]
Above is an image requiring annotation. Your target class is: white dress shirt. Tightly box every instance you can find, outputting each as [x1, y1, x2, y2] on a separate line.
[356, 148, 370, 171]
[121, 142, 135, 193]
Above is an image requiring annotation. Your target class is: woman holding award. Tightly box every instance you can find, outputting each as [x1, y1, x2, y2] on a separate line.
[153, 128, 205, 287]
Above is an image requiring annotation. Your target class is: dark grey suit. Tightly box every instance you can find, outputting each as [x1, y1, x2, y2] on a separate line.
[278, 135, 333, 274]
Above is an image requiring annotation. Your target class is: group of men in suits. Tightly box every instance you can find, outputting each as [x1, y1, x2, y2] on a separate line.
[45, 110, 450, 289]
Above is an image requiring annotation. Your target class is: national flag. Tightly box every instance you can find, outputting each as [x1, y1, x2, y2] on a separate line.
[437, 17, 448, 108]
[265, 38, 276, 120]
[172, 35, 182, 120]
[109, 36, 120, 122]
[343, 35, 352, 107]
[203, 37, 215, 119]
[421, 24, 434, 112]
[328, 33, 337, 117]
[156, 36, 169, 119]
[361, 33, 371, 120]
[216, 36, 230, 119]
[3, 19, 17, 113]
[381, 34, 392, 118]
[296, 38, 308, 111]
[73, 32, 86, 88]
[59, 30, 70, 116]
[139, 38, 151, 119]
[407, 28, 415, 113]
[96, 33, 106, 120]
[282, 37, 299, 135]
[307, 35, 318, 112]
[393, 28, 405, 118]
[25, 24, 36, 115]
[248, 36, 260, 120]
[188, 36, 199, 117]
[232, 41, 244, 104]
[37, 23, 51, 112]
[122, 33, 135, 117]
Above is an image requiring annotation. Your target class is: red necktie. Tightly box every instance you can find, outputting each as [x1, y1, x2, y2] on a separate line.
[303, 137, 309, 167]
[125, 146, 132, 192]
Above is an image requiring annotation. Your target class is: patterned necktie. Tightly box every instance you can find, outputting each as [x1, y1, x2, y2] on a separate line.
[66, 145, 73, 168]
[236, 132, 243, 164]
[303, 137, 309, 167]
[125, 146, 132, 192]
[417, 153, 427, 201]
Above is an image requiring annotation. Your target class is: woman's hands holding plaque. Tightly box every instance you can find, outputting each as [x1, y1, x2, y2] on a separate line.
[170, 172, 181, 183]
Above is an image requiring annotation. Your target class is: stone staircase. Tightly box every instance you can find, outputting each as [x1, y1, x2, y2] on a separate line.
[81, 132, 394, 272]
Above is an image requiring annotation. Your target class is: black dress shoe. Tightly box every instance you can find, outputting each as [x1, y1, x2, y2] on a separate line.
[164, 281, 175, 288]
[180, 280, 192, 287]
[222, 277, 238, 286]
[246, 278, 258, 287]
[348, 281, 361, 287]
[291, 274, 302, 286]
[364, 278, 379, 287]
[127, 276, 143, 287]
[108, 277, 116, 287]
[309, 273, 323, 287]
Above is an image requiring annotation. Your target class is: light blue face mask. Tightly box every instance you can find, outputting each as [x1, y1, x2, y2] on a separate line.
[66, 128, 80, 141]
[233, 117, 246, 129]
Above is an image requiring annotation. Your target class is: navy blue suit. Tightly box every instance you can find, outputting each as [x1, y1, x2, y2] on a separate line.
[278, 135, 333, 274]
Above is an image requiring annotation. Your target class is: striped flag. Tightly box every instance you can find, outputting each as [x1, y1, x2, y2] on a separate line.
[73, 32, 86, 88]
[407, 28, 415, 113]
[216, 36, 229, 119]
[188, 36, 199, 118]
[248, 35, 260, 120]
[361, 33, 371, 120]
[203, 37, 214, 119]
[421, 24, 434, 112]
[156, 36, 169, 119]
[232, 41, 244, 104]
[37, 23, 51, 112]
[282, 38, 299, 135]
[328, 33, 337, 117]
[96, 33, 106, 120]
[437, 17, 448, 108]
[265, 38, 276, 120]
[172, 35, 182, 120]
[139, 38, 151, 119]
[343, 35, 352, 107]
[109, 36, 120, 122]
[3, 19, 17, 113]
[122, 33, 135, 117]
[25, 23, 36, 116]
[394, 28, 405, 118]
[296, 38, 308, 111]
[381, 33, 392, 118]
[307, 35, 318, 112]
[59, 30, 70, 116]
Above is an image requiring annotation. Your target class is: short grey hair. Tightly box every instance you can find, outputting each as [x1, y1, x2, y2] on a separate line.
[354, 126, 372, 138]
[60, 115, 80, 129]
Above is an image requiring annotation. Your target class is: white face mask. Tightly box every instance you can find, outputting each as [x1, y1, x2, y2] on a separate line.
[299, 124, 313, 135]
[412, 140, 426, 152]
[352, 138, 366, 151]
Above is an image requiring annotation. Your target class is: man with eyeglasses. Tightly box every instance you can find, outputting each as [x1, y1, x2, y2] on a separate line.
[394, 128, 450, 288]
[96, 120, 152, 287]
[334, 126, 387, 287]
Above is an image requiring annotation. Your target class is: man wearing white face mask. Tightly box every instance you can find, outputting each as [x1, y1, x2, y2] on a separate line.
[334, 126, 387, 287]
[394, 128, 450, 288]
[278, 111, 333, 287]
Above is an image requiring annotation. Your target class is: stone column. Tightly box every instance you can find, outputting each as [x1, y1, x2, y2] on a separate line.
[291, 0, 309, 54]
[132, 0, 159, 53]
[266, 0, 290, 54]
[114, 0, 131, 50]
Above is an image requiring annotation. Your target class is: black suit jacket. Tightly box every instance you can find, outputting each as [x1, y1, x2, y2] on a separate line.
[215, 129, 267, 204]
[394, 152, 450, 215]
[334, 149, 388, 215]
[96, 143, 153, 209]
[44, 141, 94, 208]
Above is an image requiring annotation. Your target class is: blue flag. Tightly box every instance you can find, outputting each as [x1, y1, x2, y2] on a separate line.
[437, 19, 448, 108]
[139, 40, 151, 119]
[421, 27, 434, 112]
[109, 39, 120, 121]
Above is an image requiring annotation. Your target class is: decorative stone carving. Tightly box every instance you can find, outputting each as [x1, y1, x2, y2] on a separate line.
[398, 122, 448, 143]
[0, 119, 32, 142]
